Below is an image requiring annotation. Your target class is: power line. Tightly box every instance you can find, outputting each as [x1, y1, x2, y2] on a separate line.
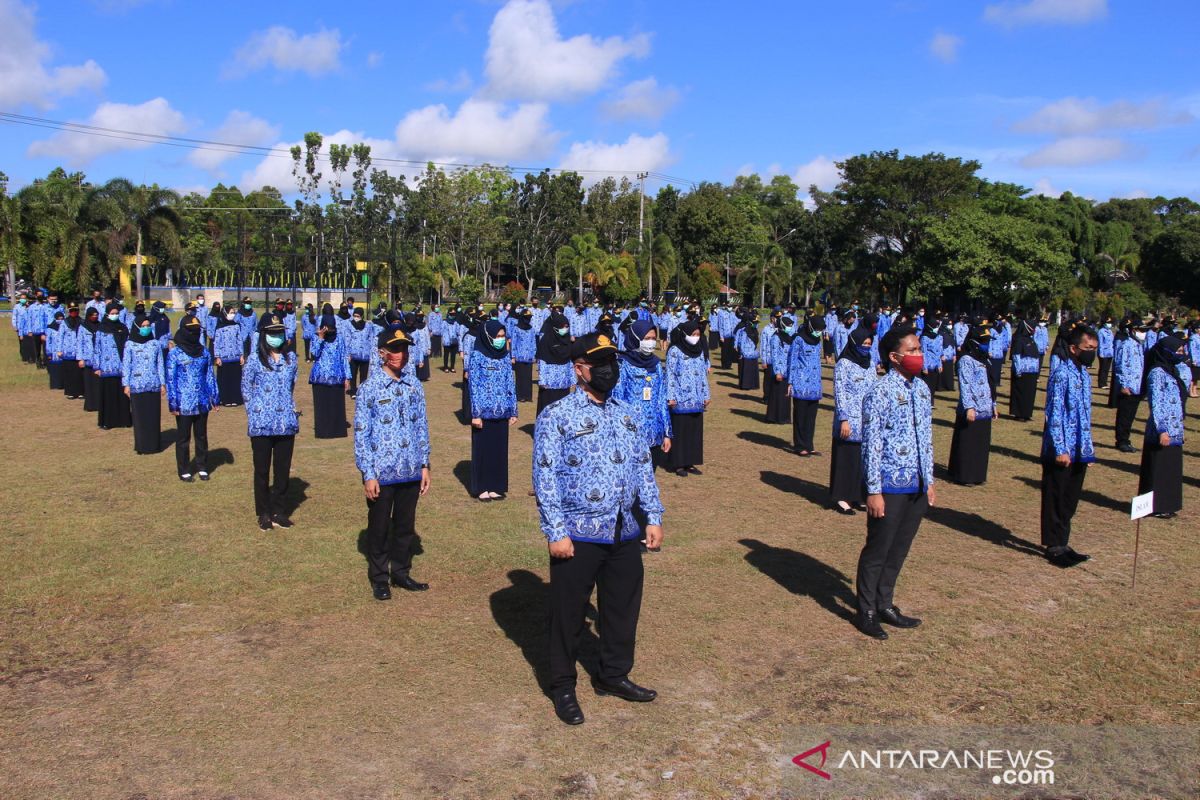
[0, 110, 695, 184]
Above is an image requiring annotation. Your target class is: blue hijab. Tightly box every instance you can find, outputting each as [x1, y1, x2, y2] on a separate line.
[620, 318, 660, 371]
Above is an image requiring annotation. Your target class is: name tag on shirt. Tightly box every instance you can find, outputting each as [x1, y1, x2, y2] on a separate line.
[643, 386, 652, 401]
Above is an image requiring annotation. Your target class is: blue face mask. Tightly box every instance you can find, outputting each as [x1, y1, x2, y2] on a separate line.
[556, 327, 569, 337]
[492, 336, 506, 349]
[139, 325, 152, 336]
[855, 344, 872, 357]
[784, 326, 796, 336]
[266, 334, 285, 349]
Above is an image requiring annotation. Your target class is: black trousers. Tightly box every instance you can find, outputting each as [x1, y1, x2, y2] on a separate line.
[549, 536, 644, 693]
[1115, 392, 1142, 446]
[175, 413, 209, 476]
[856, 491, 928, 615]
[365, 480, 421, 584]
[302, 337, 312, 361]
[1040, 460, 1087, 550]
[443, 343, 459, 370]
[349, 360, 369, 394]
[792, 397, 819, 452]
[430, 334, 443, 358]
[250, 434, 294, 518]
[987, 357, 1003, 401]
[1097, 356, 1112, 388]
[18, 334, 33, 363]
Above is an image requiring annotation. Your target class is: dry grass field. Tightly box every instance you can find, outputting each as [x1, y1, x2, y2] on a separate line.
[1, 326, 1197, 799]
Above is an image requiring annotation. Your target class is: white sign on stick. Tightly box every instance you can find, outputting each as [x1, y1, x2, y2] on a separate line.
[1130, 492, 1154, 520]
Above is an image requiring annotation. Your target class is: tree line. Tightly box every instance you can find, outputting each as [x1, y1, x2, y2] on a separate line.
[2, 142, 1198, 316]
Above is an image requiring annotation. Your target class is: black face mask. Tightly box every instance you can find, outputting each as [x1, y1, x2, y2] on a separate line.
[586, 359, 619, 395]
[1075, 348, 1096, 367]
[323, 331, 336, 342]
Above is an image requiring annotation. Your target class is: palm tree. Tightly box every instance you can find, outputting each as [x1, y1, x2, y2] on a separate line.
[555, 232, 607, 301]
[90, 179, 182, 298]
[0, 175, 21, 295]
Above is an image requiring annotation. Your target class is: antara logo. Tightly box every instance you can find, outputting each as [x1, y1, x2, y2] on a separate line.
[792, 740, 833, 780]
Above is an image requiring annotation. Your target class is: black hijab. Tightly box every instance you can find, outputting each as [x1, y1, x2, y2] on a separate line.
[670, 319, 705, 358]
[129, 313, 155, 344]
[776, 316, 797, 346]
[1013, 319, 1039, 360]
[838, 324, 872, 369]
[65, 308, 81, 331]
[619, 318, 660, 371]
[798, 314, 823, 346]
[744, 315, 760, 345]
[83, 308, 100, 335]
[1146, 334, 1186, 394]
[517, 310, 533, 331]
[474, 319, 509, 360]
[99, 303, 129, 356]
[319, 303, 338, 341]
[174, 320, 205, 357]
[350, 309, 366, 331]
[596, 312, 615, 339]
[238, 299, 255, 318]
[536, 312, 572, 365]
[149, 302, 170, 339]
[963, 325, 992, 365]
[215, 306, 237, 329]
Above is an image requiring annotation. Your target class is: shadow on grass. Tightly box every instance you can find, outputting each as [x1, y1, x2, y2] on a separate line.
[728, 392, 762, 403]
[453, 459, 472, 494]
[490, 569, 599, 698]
[739, 538, 856, 622]
[279, 477, 310, 517]
[760, 469, 829, 510]
[207, 447, 235, 475]
[738, 430, 792, 452]
[1010, 474, 1127, 514]
[716, 380, 740, 389]
[925, 505, 1043, 557]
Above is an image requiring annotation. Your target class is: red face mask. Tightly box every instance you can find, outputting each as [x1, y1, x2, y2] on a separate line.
[897, 353, 924, 377]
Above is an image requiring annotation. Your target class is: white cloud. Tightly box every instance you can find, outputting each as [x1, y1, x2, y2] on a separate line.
[186, 111, 281, 172]
[601, 78, 680, 121]
[226, 26, 343, 78]
[484, 0, 650, 101]
[424, 69, 473, 93]
[1013, 96, 1193, 135]
[984, 0, 1107, 27]
[928, 31, 963, 63]
[1031, 177, 1061, 197]
[793, 155, 842, 196]
[27, 97, 187, 165]
[393, 99, 557, 162]
[0, 0, 106, 108]
[556, 133, 671, 181]
[238, 129, 400, 194]
[1019, 136, 1131, 168]
[366, 51, 383, 69]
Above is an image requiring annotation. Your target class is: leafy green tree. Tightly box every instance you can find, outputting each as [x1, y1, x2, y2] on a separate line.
[691, 262, 722, 303]
[89, 179, 181, 297]
[1141, 215, 1200, 308]
[555, 232, 606, 302]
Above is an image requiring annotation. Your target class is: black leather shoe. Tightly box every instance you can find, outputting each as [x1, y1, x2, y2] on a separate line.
[179, 473, 194, 482]
[675, 468, 688, 477]
[834, 503, 856, 516]
[1065, 547, 1090, 563]
[686, 466, 702, 475]
[879, 606, 922, 628]
[257, 514, 273, 532]
[855, 610, 888, 640]
[1117, 442, 1137, 453]
[591, 677, 657, 702]
[271, 515, 294, 529]
[372, 582, 392, 601]
[197, 471, 210, 481]
[554, 692, 584, 725]
[1046, 548, 1078, 568]
[391, 575, 429, 591]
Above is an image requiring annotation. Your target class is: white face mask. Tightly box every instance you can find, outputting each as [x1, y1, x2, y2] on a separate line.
[1133, 331, 1146, 342]
[638, 338, 657, 354]
[685, 334, 701, 346]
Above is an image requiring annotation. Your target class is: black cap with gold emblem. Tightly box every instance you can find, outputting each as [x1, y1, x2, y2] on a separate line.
[569, 332, 618, 363]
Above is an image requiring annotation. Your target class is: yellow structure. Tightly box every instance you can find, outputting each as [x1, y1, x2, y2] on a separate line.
[118, 255, 158, 299]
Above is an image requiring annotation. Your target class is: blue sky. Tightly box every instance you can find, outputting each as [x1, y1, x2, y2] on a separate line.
[2, 0, 1197, 202]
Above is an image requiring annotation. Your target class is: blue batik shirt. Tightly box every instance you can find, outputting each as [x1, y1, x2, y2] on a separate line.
[538, 360, 574, 389]
[1012, 347, 1040, 376]
[300, 315, 317, 341]
[44, 325, 63, 362]
[1034, 325, 1049, 354]
[467, 349, 518, 419]
[770, 334, 793, 380]
[213, 325, 244, 362]
[242, 352, 299, 437]
[787, 336, 823, 400]
[832, 324, 851, 358]
[861, 369, 935, 495]
[1097, 326, 1115, 358]
[921, 337, 942, 372]
[511, 326, 538, 363]
[666, 348, 710, 413]
[346, 322, 380, 363]
[532, 390, 664, 544]
[734, 328, 759, 359]
[353, 370, 431, 485]
[1114, 338, 1144, 394]
[56, 324, 81, 359]
[1146, 367, 1185, 446]
[310, 336, 351, 385]
[612, 359, 673, 449]
[833, 359, 876, 442]
[93, 331, 124, 377]
[761, 328, 778, 367]
[166, 347, 219, 416]
[121, 339, 165, 393]
[1041, 360, 1095, 463]
[957, 356, 994, 418]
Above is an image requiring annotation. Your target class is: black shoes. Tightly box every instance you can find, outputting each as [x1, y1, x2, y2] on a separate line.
[372, 582, 392, 601]
[591, 677, 657, 702]
[855, 610, 888, 640]
[554, 691, 585, 725]
[390, 575, 429, 592]
[197, 471, 209, 481]
[1066, 547, 1090, 563]
[675, 468, 687, 477]
[834, 503, 856, 516]
[179, 473, 194, 482]
[1152, 511, 1177, 519]
[1117, 442, 1137, 453]
[879, 606, 922, 628]
[1046, 547, 1089, 567]
[686, 466, 702, 475]
[257, 514, 273, 532]
[271, 515, 293, 529]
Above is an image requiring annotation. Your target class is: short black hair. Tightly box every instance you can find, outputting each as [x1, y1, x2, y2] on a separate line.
[879, 323, 917, 367]
[1067, 324, 1098, 346]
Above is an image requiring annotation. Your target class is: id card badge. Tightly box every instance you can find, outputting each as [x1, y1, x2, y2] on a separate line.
[643, 386, 653, 401]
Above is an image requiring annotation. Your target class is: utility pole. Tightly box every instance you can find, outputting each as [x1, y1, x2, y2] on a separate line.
[637, 172, 649, 300]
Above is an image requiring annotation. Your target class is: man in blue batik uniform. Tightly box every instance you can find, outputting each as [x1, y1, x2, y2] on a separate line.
[532, 332, 665, 726]
[855, 324, 936, 640]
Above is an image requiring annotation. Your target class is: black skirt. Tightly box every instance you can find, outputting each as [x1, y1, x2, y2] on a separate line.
[1139, 440, 1182, 514]
[921, 370, 939, 404]
[97, 375, 131, 429]
[720, 338, 735, 369]
[47, 361, 63, 390]
[822, 338, 834, 358]
[708, 329, 720, 350]
[939, 362, 955, 391]
[82, 367, 99, 411]
[417, 359, 431, 382]
[515, 361, 534, 402]
[829, 436, 864, 504]
[792, 397, 819, 452]
[739, 357, 760, 390]
[130, 390, 162, 454]
[217, 361, 243, 406]
[430, 334, 443, 358]
[461, 377, 471, 421]
[669, 411, 704, 468]
[765, 378, 791, 424]
[470, 418, 509, 495]
[312, 382, 347, 438]
[62, 360, 84, 398]
[947, 412, 991, 484]
[537, 385, 570, 416]
[1009, 372, 1037, 420]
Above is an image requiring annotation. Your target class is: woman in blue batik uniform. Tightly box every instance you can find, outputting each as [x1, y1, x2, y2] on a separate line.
[59, 304, 85, 399]
[167, 315, 219, 481]
[948, 325, 996, 486]
[1111, 319, 1146, 452]
[829, 326, 876, 514]
[78, 307, 101, 412]
[766, 315, 795, 424]
[511, 308, 538, 402]
[94, 304, 132, 429]
[213, 308, 246, 406]
[410, 312, 431, 382]
[613, 318, 672, 466]
[787, 314, 825, 455]
[1139, 335, 1187, 519]
[460, 313, 480, 421]
[734, 312, 761, 391]
[345, 306, 378, 397]
[300, 303, 317, 362]
[919, 319, 943, 407]
[122, 314, 166, 454]
[666, 319, 710, 477]
[242, 316, 300, 531]
[1009, 318, 1041, 421]
[44, 310, 66, 390]
[536, 311, 575, 414]
[310, 304, 352, 439]
[468, 319, 518, 501]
